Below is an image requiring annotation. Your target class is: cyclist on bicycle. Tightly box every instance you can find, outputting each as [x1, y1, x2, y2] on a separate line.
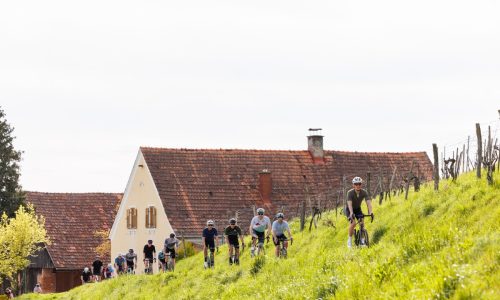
[202, 220, 219, 268]
[164, 233, 180, 270]
[114, 253, 126, 275]
[249, 207, 272, 256]
[125, 249, 137, 273]
[345, 176, 373, 248]
[224, 218, 245, 265]
[158, 250, 166, 272]
[143, 240, 156, 273]
[272, 213, 293, 257]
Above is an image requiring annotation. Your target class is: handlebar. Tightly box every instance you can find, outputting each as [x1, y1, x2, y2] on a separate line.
[349, 213, 374, 223]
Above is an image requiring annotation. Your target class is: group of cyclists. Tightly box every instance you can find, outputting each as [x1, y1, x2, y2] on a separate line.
[80, 176, 372, 280]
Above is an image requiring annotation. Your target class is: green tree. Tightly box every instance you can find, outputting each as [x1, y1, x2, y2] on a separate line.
[0, 204, 49, 282]
[0, 106, 24, 217]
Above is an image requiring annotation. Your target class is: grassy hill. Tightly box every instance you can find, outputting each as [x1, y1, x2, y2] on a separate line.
[22, 172, 499, 299]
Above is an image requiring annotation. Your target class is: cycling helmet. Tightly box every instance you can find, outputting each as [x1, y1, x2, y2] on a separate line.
[170, 233, 175, 238]
[84, 267, 89, 272]
[147, 239, 153, 244]
[129, 249, 133, 253]
[229, 218, 236, 225]
[207, 220, 215, 226]
[352, 177, 363, 184]
[257, 208, 265, 215]
[276, 212, 284, 219]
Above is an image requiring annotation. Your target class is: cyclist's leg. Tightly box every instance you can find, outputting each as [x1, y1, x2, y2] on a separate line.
[171, 249, 176, 269]
[235, 244, 240, 264]
[273, 235, 280, 257]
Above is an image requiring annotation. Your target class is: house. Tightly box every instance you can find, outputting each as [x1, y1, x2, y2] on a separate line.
[22, 192, 122, 293]
[110, 134, 433, 273]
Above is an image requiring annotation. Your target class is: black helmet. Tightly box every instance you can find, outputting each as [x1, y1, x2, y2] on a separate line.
[170, 233, 175, 238]
[147, 240, 153, 244]
[129, 249, 133, 253]
[229, 218, 236, 225]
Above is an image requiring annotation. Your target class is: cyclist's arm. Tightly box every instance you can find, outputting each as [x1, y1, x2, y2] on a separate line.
[202, 236, 206, 246]
[267, 221, 272, 238]
[366, 199, 373, 215]
[347, 200, 354, 218]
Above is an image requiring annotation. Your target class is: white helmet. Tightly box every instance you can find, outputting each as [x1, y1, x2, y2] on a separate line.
[207, 220, 214, 226]
[257, 208, 265, 215]
[84, 267, 89, 272]
[352, 177, 363, 184]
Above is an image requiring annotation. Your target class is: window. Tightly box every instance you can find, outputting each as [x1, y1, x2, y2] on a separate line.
[126, 208, 137, 229]
[145, 206, 157, 228]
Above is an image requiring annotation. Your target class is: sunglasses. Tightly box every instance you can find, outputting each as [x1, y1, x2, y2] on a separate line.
[258, 212, 264, 215]
[208, 224, 213, 226]
[354, 183, 362, 186]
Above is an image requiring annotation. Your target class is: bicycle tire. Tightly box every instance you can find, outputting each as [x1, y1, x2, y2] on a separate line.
[361, 230, 370, 247]
[354, 229, 360, 246]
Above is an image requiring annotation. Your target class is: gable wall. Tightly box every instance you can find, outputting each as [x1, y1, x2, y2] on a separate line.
[110, 151, 174, 274]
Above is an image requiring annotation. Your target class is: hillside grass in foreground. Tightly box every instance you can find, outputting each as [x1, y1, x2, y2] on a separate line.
[21, 172, 499, 299]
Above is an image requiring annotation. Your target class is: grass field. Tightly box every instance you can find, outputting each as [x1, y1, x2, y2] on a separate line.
[21, 172, 499, 299]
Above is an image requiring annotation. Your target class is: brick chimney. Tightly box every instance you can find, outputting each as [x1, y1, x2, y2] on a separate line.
[308, 128, 324, 163]
[258, 169, 272, 204]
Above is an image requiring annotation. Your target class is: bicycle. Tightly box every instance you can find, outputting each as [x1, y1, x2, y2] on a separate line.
[251, 235, 269, 257]
[229, 244, 244, 265]
[143, 258, 155, 274]
[126, 264, 135, 275]
[350, 214, 374, 247]
[276, 237, 292, 259]
[205, 247, 216, 269]
[166, 254, 174, 271]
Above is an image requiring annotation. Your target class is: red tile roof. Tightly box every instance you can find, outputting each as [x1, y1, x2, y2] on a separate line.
[26, 192, 122, 270]
[141, 148, 433, 237]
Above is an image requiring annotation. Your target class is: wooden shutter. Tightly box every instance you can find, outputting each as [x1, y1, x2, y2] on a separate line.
[152, 207, 157, 228]
[132, 208, 137, 229]
[126, 209, 131, 229]
[145, 207, 150, 228]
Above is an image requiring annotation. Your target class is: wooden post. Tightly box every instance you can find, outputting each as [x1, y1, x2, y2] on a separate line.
[405, 161, 414, 200]
[180, 232, 187, 259]
[389, 166, 397, 197]
[476, 123, 482, 178]
[466, 136, 470, 172]
[342, 176, 347, 209]
[300, 200, 306, 231]
[432, 144, 439, 191]
[366, 172, 371, 199]
[378, 168, 383, 205]
[252, 205, 256, 216]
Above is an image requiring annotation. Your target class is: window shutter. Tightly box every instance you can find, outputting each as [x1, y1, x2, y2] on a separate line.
[132, 208, 137, 229]
[146, 208, 150, 228]
[152, 207, 157, 228]
[126, 209, 131, 229]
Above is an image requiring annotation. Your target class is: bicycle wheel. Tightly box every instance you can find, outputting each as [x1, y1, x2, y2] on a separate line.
[361, 229, 370, 247]
[354, 229, 360, 246]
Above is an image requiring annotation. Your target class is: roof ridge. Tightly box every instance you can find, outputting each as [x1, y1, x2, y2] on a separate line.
[26, 191, 123, 196]
[140, 147, 427, 155]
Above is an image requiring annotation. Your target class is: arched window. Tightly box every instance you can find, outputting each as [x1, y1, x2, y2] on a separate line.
[126, 208, 137, 229]
[145, 206, 157, 228]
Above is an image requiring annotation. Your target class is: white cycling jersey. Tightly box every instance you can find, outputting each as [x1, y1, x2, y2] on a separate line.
[250, 215, 271, 232]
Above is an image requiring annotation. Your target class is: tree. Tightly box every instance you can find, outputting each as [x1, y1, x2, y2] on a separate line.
[0, 204, 49, 282]
[0, 107, 24, 217]
[94, 229, 111, 259]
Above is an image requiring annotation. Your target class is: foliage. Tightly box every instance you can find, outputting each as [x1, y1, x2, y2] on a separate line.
[0, 107, 24, 217]
[0, 204, 49, 282]
[94, 230, 111, 260]
[175, 241, 198, 261]
[20, 172, 499, 299]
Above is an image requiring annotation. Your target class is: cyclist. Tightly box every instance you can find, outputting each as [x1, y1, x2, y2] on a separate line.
[104, 263, 115, 279]
[125, 249, 137, 273]
[92, 255, 103, 282]
[164, 233, 180, 270]
[158, 250, 166, 272]
[81, 267, 92, 284]
[202, 220, 219, 268]
[114, 253, 126, 275]
[249, 207, 272, 256]
[272, 213, 293, 257]
[143, 240, 156, 273]
[224, 218, 245, 265]
[345, 176, 373, 248]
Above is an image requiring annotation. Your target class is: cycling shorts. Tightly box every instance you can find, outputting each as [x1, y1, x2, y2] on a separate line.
[273, 234, 287, 246]
[145, 257, 154, 263]
[252, 230, 265, 243]
[166, 248, 176, 259]
[126, 260, 134, 269]
[204, 239, 215, 250]
[344, 206, 363, 220]
[227, 235, 240, 249]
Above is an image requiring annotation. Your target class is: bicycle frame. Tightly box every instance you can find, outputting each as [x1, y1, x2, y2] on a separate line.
[143, 259, 154, 274]
[350, 214, 373, 247]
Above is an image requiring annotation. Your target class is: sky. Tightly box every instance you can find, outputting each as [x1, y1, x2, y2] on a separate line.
[0, 1, 499, 192]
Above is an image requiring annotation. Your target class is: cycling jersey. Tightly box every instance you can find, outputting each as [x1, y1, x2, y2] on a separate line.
[143, 245, 156, 259]
[224, 225, 242, 236]
[272, 220, 290, 236]
[346, 189, 370, 209]
[250, 216, 271, 232]
[202, 227, 218, 242]
[164, 237, 180, 250]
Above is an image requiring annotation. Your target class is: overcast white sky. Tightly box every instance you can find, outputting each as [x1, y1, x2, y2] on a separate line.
[1, 1, 499, 192]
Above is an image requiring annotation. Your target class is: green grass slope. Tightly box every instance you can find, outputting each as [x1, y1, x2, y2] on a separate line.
[22, 173, 499, 299]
